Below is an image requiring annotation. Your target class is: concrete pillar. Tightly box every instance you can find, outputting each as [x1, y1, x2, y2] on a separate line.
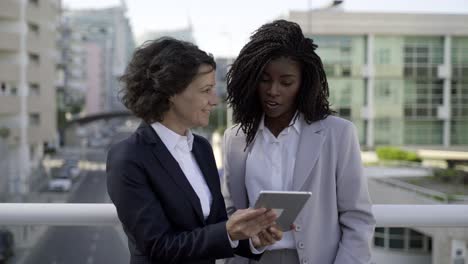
[365, 34, 375, 148]
[442, 35, 452, 147]
[452, 239, 467, 264]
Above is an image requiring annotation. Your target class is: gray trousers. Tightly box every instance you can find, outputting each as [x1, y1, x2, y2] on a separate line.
[249, 249, 299, 264]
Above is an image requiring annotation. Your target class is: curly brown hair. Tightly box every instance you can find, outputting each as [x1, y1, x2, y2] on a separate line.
[226, 19, 334, 146]
[119, 37, 216, 123]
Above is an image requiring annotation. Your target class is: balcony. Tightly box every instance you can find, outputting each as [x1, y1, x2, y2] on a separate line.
[0, 96, 20, 114]
[0, 0, 20, 20]
[27, 34, 42, 54]
[26, 3, 42, 24]
[0, 32, 21, 52]
[27, 64, 41, 83]
[0, 63, 20, 82]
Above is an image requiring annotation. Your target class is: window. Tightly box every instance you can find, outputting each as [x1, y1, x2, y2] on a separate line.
[376, 49, 390, 65]
[29, 113, 40, 126]
[374, 237, 385, 247]
[1, 83, 18, 96]
[28, 53, 40, 65]
[337, 108, 351, 118]
[29, 83, 40, 96]
[376, 81, 391, 100]
[28, 23, 40, 35]
[340, 46, 351, 54]
[409, 230, 424, 249]
[373, 228, 432, 253]
[342, 66, 351, 77]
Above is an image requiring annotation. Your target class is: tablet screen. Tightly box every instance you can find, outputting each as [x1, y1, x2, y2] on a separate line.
[254, 191, 312, 231]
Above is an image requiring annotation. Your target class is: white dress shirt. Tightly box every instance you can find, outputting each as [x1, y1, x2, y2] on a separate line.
[152, 122, 262, 253]
[151, 122, 212, 219]
[246, 113, 302, 250]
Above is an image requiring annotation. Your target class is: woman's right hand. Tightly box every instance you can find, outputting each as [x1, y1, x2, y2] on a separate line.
[226, 208, 277, 241]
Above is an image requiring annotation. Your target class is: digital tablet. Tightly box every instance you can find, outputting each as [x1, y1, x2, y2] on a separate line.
[254, 191, 312, 231]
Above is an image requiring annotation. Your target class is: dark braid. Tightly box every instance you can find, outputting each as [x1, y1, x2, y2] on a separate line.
[226, 19, 334, 146]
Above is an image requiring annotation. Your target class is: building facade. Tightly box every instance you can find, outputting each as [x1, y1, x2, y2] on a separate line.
[288, 10, 468, 148]
[64, 4, 135, 113]
[137, 24, 196, 46]
[0, 0, 60, 197]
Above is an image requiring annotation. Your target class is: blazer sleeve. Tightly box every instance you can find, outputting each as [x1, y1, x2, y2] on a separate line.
[221, 128, 263, 261]
[222, 127, 237, 216]
[334, 123, 376, 264]
[106, 145, 234, 263]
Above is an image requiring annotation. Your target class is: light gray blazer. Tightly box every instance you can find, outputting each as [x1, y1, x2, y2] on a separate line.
[222, 115, 375, 264]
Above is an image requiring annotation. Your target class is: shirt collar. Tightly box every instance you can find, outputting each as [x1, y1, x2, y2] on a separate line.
[151, 122, 194, 151]
[258, 112, 302, 136]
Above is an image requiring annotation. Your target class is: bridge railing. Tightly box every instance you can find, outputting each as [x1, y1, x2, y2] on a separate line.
[0, 204, 467, 227]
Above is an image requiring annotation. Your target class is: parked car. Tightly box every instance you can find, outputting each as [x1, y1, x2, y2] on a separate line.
[51, 163, 80, 182]
[48, 177, 72, 192]
[0, 229, 14, 264]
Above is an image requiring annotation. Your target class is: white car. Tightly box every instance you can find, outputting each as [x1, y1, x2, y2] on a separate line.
[48, 178, 72, 192]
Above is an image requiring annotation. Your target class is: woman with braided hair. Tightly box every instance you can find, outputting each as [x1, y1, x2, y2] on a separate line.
[222, 20, 375, 264]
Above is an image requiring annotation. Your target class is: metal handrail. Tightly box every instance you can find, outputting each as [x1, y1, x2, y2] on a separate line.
[0, 204, 468, 227]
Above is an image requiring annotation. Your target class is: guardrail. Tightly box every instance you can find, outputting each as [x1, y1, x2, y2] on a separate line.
[0, 204, 467, 227]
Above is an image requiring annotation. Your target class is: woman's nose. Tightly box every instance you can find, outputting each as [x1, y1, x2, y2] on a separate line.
[266, 82, 280, 96]
[210, 92, 220, 106]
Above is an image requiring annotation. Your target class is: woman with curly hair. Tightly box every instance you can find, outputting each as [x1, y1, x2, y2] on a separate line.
[106, 37, 282, 264]
[222, 20, 375, 264]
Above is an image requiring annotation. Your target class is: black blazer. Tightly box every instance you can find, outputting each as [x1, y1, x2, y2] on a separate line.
[106, 122, 259, 264]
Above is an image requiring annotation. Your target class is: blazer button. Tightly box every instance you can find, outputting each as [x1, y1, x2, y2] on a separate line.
[302, 259, 309, 264]
[295, 225, 302, 232]
[298, 242, 305, 249]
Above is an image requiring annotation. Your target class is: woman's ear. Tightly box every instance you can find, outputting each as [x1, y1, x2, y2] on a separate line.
[168, 95, 175, 104]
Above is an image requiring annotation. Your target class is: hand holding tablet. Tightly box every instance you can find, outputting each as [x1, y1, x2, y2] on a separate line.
[254, 191, 312, 231]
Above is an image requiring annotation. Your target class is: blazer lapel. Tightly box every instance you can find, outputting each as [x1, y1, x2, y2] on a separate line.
[191, 139, 217, 202]
[292, 120, 326, 190]
[138, 123, 205, 224]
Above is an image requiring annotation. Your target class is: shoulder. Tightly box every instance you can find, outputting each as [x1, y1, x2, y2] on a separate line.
[319, 115, 355, 131]
[193, 133, 212, 149]
[224, 124, 245, 139]
[107, 131, 145, 163]
[302, 115, 357, 142]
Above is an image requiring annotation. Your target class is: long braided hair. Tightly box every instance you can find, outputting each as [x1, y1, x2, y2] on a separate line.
[226, 19, 334, 146]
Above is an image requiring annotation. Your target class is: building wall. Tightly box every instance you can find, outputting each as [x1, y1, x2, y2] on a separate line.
[288, 10, 468, 148]
[65, 6, 135, 113]
[368, 177, 468, 264]
[84, 42, 103, 114]
[0, 0, 59, 195]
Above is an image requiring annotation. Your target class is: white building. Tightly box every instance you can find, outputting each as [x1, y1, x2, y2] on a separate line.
[0, 0, 60, 198]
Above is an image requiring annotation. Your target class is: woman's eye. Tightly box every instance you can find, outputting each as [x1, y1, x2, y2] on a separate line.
[282, 82, 293, 86]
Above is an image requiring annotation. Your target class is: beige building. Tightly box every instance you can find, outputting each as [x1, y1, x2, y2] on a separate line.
[0, 0, 60, 197]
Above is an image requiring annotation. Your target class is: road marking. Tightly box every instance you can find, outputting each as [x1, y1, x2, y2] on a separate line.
[87, 256, 94, 264]
[93, 232, 100, 241]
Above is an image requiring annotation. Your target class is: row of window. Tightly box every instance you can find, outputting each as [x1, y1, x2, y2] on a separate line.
[374, 228, 432, 253]
[372, 119, 468, 145]
[0, 83, 41, 96]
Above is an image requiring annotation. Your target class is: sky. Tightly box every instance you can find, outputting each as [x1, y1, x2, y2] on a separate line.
[62, 0, 468, 57]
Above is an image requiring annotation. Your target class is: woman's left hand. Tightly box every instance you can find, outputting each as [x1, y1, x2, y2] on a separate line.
[252, 225, 283, 248]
